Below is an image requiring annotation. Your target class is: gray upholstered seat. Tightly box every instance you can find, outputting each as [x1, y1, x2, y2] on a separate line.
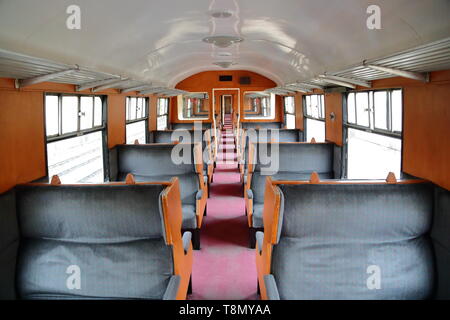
[240, 129, 304, 182]
[182, 205, 197, 229]
[246, 142, 341, 247]
[171, 122, 211, 130]
[252, 204, 265, 228]
[261, 182, 447, 300]
[109, 144, 206, 249]
[151, 130, 214, 184]
[4, 183, 182, 300]
[240, 122, 282, 130]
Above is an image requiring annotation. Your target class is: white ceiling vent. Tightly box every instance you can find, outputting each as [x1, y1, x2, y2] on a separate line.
[202, 35, 244, 48]
[213, 61, 236, 68]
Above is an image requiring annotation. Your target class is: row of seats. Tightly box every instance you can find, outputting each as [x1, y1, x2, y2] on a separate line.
[149, 129, 215, 185]
[256, 174, 450, 300]
[237, 128, 304, 182]
[0, 121, 220, 300]
[0, 177, 193, 300]
[109, 143, 207, 250]
[245, 141, 342, 247]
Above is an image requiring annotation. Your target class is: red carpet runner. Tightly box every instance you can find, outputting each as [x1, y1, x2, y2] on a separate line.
[189, 117, 258, 300]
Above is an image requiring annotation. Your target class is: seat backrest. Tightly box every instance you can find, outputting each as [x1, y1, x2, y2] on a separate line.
[172, 122, 211, 130]
[249, 143, 337, 203]
[253, 143, 335, 174]
[0, 190, 19, 300]
[110, 144, 197, 179]
[277, 129, 303, 142]
[430, 186, 450, 299]
[240, 122, 281, 130]
[152, 129, 208, 145]
[109, 144, 201, 204]
[15, 183, 173, 299]
[272, 181, 435, 299]
[242, 130, 305, 167]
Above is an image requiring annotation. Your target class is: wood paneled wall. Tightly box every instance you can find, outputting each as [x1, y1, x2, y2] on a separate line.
[294, 92, 304, 131]
[172, 70, 281, 123]
[324, 92, 343, 146]
[0, 78, 155, 193]
[0, 87, 46, 193]
[1, 69, 449, 192]
[322, 70, 450, 190]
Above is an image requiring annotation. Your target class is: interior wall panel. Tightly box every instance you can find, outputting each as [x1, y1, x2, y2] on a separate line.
[324, 92, 343, 146]
[0, 89, 46, 193]
[172, 70, 279, 123]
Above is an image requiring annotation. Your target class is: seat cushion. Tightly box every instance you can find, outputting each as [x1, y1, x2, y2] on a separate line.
[273, 183, 435, 300]
[182, 205, 197, 230]
[252, 203, 265, 228]
[15, 184, 173, 300]
[17, 238, 173, 300]
[272, 237, 434, 300]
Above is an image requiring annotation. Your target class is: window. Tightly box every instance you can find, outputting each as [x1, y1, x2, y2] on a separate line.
[345, 89, 403, 179]
[45, 94, 106, 183]
[284, 96, 295, 129]
[244, 92, 276, 120]
[157, 98, 169, 130]
[303, 94, 325, 142]
[126, 97, 148, 144]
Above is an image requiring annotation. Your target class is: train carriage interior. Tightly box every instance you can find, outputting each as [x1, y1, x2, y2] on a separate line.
[1, 0, 450, 306]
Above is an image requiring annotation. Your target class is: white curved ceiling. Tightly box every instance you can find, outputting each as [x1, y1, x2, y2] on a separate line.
[0, 0, 449, 87]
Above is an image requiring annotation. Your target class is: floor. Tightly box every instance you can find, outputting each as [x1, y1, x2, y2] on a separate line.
[189, 119, 258, 300]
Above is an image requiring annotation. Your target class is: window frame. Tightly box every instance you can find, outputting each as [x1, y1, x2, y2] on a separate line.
[345, 89, 402, 139]
[343, 88, 404, 179]
[303, 94, 325, 142]
[125, 96, 149, 143]
[43, 93, 108, 182]
[45, 93, 106, 142]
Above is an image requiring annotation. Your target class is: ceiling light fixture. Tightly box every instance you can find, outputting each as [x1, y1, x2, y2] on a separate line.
[203, 35, 244, 48]
[216, 52, 232, 57]
[213, 61, 236, 69]
[210, 10, 233, 19]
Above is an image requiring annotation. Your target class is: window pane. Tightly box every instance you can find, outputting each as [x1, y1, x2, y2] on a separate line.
[355, 92, 369, 127]
[130, 97, 137, 120]
[320, 95, 325, 119]
[164, 99, 168, 114]
[80, 97, 94, 130]
[286, 114, 295, 129]
[306, 118, 325, 142]
[285, 96, 295, 114]
[392, 90, 402, 132]
[125, 97, 130, 121]
[305, 96, 311, 116]
[311, 95, 320, 118]
[94, 97, 102, 127]
[347, 128, 401, 179]
[157, 115, 167, 130]
[347, 93, 356, 124]
[45, 95, 59, 136]
[61, 96, 78, 134]
[47, 131, 104, 183]
[143, 98, 147, 118]
[126, 120, 146, 144]
[136, 98, 144, 119]
[373, 91, 388, 130]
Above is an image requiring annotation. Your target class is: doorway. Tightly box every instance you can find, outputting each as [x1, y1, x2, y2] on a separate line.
[222, 95, 232, 114]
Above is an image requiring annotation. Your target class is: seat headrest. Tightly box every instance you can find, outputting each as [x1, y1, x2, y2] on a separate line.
[16, 184, 167, 241]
